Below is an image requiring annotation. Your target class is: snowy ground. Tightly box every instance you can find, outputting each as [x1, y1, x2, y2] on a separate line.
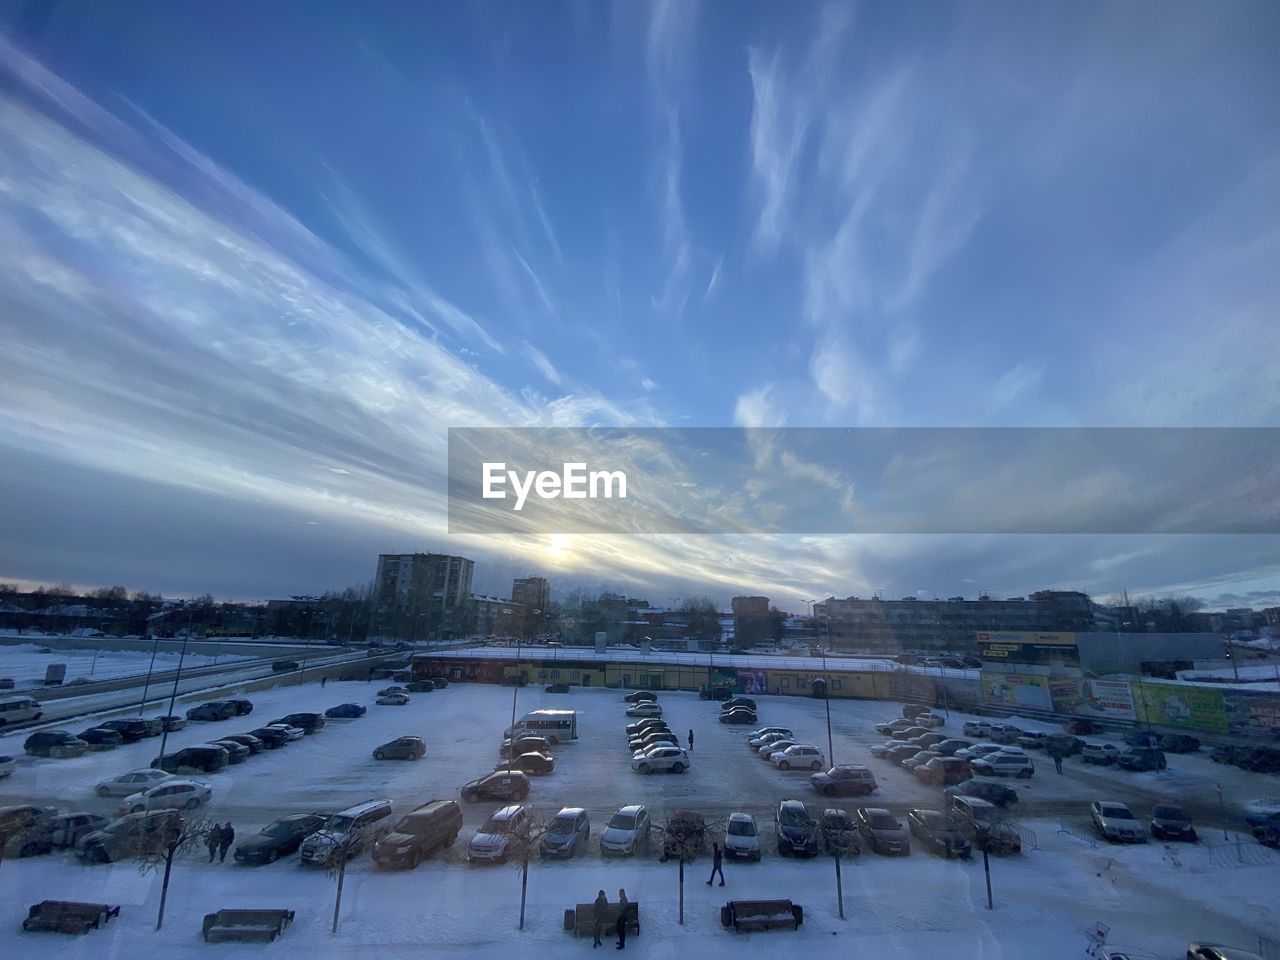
[1, 682, 1277, 959]
[0, 643, 251, 689]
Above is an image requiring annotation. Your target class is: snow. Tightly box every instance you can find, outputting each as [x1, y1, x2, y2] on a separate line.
[1, 681, 1277, 959]
[0, 642, 251, 689]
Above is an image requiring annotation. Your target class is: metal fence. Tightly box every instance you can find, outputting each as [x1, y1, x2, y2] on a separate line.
[1057, 816, 1097, 848]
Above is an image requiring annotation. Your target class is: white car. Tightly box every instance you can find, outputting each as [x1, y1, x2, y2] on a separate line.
[265, 723, 305, 741]
[94, 768, 174, 797]
[723, 812, 761, 861]
[0, 755, 15, 779]
[954, 742, 1007, 761]
[749, 731, 791, 750]
[467, 804, 530, 862]
[625, 702, 662, 717]
[600, 804, 650, 856]
[962, 720, 995, 738]
[630, 744, 690, 774]
[376, 693, 410, 706]
[870, 740, 912, 758]
[771, 744, 826, 771]
[1090, 800, 1146, 843]
[970, 751, 1035, 778]
[748, 726, 792, 741]
[121, 778, 211, 814]
[915, 713, 945, 728]
[759, 739, 798, 759]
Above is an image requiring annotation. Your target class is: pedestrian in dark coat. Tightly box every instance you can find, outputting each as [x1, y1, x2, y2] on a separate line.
[687, 729, 694, 752]
[206, 824, 222, 862]
[615, 889, 628, 950]
[1053, 747, 1064, 775]
[706, 842, 725, 886]
[591, 889, 608, 948]
[218, 822, 235, 862]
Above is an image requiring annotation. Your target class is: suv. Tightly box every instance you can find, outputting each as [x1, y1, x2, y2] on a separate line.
[461, 770, 530, 802]
[856, 807, 910, 856]
[600, 804, 650, 856]
[810, 765, 878, 797]
[631, 744, 690, 774]
[23, 730, 89, 758]
[273, 712, 325, 734]
[1015, 731, 1051, 750]
[467, 804, 530, 863]
[1116, 747, 1167, 772]
[373, 800, 463, 868]
[374, 737, 427, 760]
[76, 810, 181, 863]
[186, 701, 236, 722]
[541, 807, 590, 858]
[1081, 742, 1121, 765]
[300, 799, 394, 865]
[772, 744, 826, 771]
[970, 751, 1035, 778]
[96, 718, 155, 742]
[248, 726, 290, 748]
[915, 756, 972, 786]
[775, 799, 818, 857]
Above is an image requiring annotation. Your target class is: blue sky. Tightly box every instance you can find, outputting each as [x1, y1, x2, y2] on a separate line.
[1, 1, 1278, 608]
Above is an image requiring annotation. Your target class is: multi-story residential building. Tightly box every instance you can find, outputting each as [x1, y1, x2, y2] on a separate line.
[371, 553, 474, 642]
[731, 596, 772, 650]
[467, 596, 525, 638]
[511, 577, 550, 637]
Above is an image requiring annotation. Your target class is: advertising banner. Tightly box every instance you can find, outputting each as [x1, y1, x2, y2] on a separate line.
[982, 671, 1053, 711]
[978, 632, 1080, 666]
[734, 669, 769, 695]
[1048, 675, 1085, 714]
[1224, 692, 1280, 742]
[1081, 679, 1138, 720]
[1133, 681, 1228, 733]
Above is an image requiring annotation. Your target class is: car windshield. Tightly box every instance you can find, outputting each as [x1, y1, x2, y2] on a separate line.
[480, 817, 512, 834]
[727, 819, 756, 837]
[608, 813, 636, 830]
[549, 816, 577, 834]
[869, 815, 900, 830]
[1152, 806, 1185, 819]
[263, 820, 298, 838]
[1103, 806, 1135, 819]
[920, 812, 948, 829]
[778, 808, 807, 827]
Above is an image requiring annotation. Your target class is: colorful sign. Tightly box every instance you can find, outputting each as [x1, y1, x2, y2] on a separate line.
[981, 671, 1052, 711]
[1081, 679, 1138, 720]
[734, 669, 769, 695]
[977, 632, 1079, 666]
[1133, 681, 1228, 733]
[1224, 692, 1280, 742]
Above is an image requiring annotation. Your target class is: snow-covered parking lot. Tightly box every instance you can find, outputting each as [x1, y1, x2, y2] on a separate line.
[2, 680, 1278, 959]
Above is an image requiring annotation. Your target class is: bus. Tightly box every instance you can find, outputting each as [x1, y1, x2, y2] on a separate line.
[506, 709, 578, 743]
[0, 695, 44, 726]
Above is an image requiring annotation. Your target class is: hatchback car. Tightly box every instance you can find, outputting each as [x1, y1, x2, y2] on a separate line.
[810, 765, 878, 797]
[121, 778, 212, 814]
[723, 811, 761, 861]
[775, 799, 818, 857]
[600, 804, 650, 856]
[773, 744, 826, 771]
[1091, 801, 1146, 843]
[467, 804, 530, 863]
[631, 744, 689, 774]
[461, 770, 530, 802]
[374, 736, 426, 760]
[625, 702, 662, 717]
[495, 751, 555, 775]
[234, 813, 328, 865]
[541, 807, 590, 858]
[1150, 804, 1197, 842]
[907, 808, 972, 858]
[856, 807, 910, 856]
[325, 703, 368, 719]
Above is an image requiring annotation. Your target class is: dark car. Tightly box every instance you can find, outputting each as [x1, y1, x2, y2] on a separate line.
[272, 660, 300, 673]
[723, 697, 757, 711]
[75, 810, 182, 863]
[774, 799, 818, 857]
[495, 752, 555, 776]
[902, 704, 931, 719]
[406, 680, 437, 693]
[211, 739, 251, 764]
[23, 730, 88, 758]
[248, 725, 290, 748]
[720, 708, 758, 725]
[629, 731, 677, 753]
[325, 703, 368, 719]
[1248, 811, 1280, 847]
[699, 686, 732, 701]
[934, 739, 974, 757]
[625, 718, 667, 737]
[78, 727, 125, 748]
[1044, 734, 1086, 757]
[373, 800, 464, 869]
[1124, 730, 1160, 749]
[1116, 747, 1167, 772]
[544, 683, 571, 693]
[944, 779, 1019, 808]
[155, 715, 187, 732]
[1063, 718, 1098, 735]
[373, 736, 427, 761]
[186, 701, 236, 722]
[819, 808, 860, 855]
[810, 765, 878, 797]
[233, 813, 328, 865]
[916, 756, 973, 786]
[430, 677, 449, 688]
[856, 807, 910, 856]
[461, 770, 530, 802]
[624, 691, 657, 704]
[272, 712, 325, 734]
[97, 718, 154, 743]
[886, 743, 920, 763]
[907, 808, 972, 858]
[1159, 734, 1201, 753]
[221, 733, 264, 754]
[501, 735, 552, 759]
[226, 699, 254, 716]
[1150, 804, 1197, 842]
[541, 806, 591, 858]
[151, 744, 229, 775]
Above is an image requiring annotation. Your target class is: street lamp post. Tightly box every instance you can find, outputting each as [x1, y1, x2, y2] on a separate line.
[155, 608, 194, 761]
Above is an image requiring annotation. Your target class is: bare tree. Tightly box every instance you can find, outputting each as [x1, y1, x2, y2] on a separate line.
[136, 813, 218, 931]
[308, 828, 364, 934]
[818, 810, 858, 920]
[504, 811, 550, 930]
[950, 804, 1021, 910]
[657, 811, 726, 925]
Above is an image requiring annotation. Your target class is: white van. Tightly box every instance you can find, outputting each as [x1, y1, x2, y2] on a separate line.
[0, 696, 43, 726]
[300, 798, 394, 865]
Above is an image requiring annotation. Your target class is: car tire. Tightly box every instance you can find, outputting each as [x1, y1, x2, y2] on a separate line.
[638, 763, 649, 774]
[186, 798, 200, 810]
[779, 760, 790, 770]
[811, 761, 822, 771]
[408, 850, 420, 869]
[671, 762, 684, 774]
[824, 786, 836, 796]
[266, 849, 278, 863]
[97, 785, 113, 797]
[515, 789, 527, 800]
[375, 751, 385, 760]
[465, 792, 479, 803]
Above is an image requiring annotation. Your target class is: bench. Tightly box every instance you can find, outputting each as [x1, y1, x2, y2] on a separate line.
[202, 909, 295, 943]
[720, 899, 803, 933]
[563, 901, 640, 938]
[23, 900, 120, 934]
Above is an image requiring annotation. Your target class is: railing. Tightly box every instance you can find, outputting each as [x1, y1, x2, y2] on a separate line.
[1057, 817, 1097, 848]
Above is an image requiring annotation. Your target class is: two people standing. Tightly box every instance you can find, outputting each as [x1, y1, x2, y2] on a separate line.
[205, 822, 235, 862]
[590, 888, 630, 950]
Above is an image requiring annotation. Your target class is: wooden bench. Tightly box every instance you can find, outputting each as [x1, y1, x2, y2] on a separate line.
[563, 901, 640, 938]
[720, 899, 803, 932]
[22, 900, 120, 934]
[202, 909, 295, 943]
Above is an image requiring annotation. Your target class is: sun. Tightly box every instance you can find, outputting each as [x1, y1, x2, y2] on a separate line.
[546, 533, 572, 560]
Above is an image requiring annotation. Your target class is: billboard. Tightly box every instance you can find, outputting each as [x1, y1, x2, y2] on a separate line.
[734, 669, 769, 695]
[978, 632, 1079, 666]
[1224, 692, 1280, 742]
[1080, 679, 1138, 720]
[1133, 681, 1228, 733]
[982, 671, 1052, 711]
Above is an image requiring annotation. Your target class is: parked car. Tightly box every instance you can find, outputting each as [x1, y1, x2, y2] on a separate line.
[221, 733, 264, 754]
[629, 730, 677, 752]
[376, 692, 411, 706]
[954, 742, 1006, 761]
[467, 804, 530, 863]
[95, 768, 173, 797]
[909, 732, 948, 750]
[723, 697, 757, 711]
[96, 718, 154, 742]
[886, 743, 921, 764]
[301, 799, 395, 865]
[325, 703, 368, 719]
[631, 744, 689, 774]
[962, 720, 995, 738]
[77, 727, 125, 748]
[915, 756, 973, 786]
[902, 704, 932, 719]
[1063, 718, 1098, 735]
[1081, 742, 1121, 765]
[901, 750, 942, 772]
[1044, 734, 1086, 756]
[945, 779, 1019, 808]
[461, 770, 530, 802]
[775, 798, 818, 857]
[819, 808, 859, 854]
[155, 715, 187, 732]
[699, 686, 733, 701]
[856, 807, 910, 856]
[150, 744, 230, 775]
[876, 718, 917, 736]
[76, 810, 182, 863]
[626, 717, 667, 737]
[405, 680, 437, 693]
[720, 707, 758, 724]
[374, 736, 426, 760]
[248, 725, 290, 748]
[810, 765, 878, 797]
[948, 795, 1022, 854]
[429, 677, 450, 688]
[226, 699, 254, 716]
[623, 691, 657, 704]
[723, 812, 761, 861]
[210, 738, 250, 764]
[0, 805, 58, 857]
[1116, 747, 1167, 772]
[46, 812, 111, 850]
[540, 806, 590, 858]
[1124, 730, 1160, 748]
[914, 712, 945, 728]
[1185, 944, 1266, 960]
[121, 778, 212, 814]
[186, 701, 236, 722]
[600, 804, 651, 856]
[749, 731, 792, 750]
[758, 738, 798, 759]
[234, 812, 329, 865]
[1159, 733, 1201, 753]
[544, 682, 571, 693]
[748, 726, 793, 740]
[367, 800, 462, 869]
[377, 686, 410, 697]
[934, 738, 974, 757]
[870, 739, 913, 759]
[24, 730, 88, 758]
[495, 751, 555, 775]
[1150, 804, 1197, 842]
[626, 702, 663, 718]
[988, 724, 1023, 744]
[1247, 811, 1280, 847]
[1015, 731, 1051, 750]
[0, 755, 15, 778]
[970, 751, 1035, 778]
[907, 808, 972, 858]
[272, 713, 325, 734]
[896, 726, 930, 742]
[661, 810, 707, 861]
[501, 735, 553, 759]
[272, 660, 301, 673]
[1091, 800, 1146, 843]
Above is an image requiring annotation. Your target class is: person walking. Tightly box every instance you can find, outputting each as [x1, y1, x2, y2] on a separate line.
[320, 676, 327, 688]
[706, 841, 725, 886]
[218, 822, 235, 862]
[591, 889, 608, 948]
[615, 888, 628, 950]
[206, 824, 222, 863]
[1052, 747, 1064, 775]
[687, 729, 694, 752]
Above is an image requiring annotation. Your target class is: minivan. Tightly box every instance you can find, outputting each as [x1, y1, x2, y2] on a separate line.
[300, 799, 394, 865]
[372, 800, 463, 869]
[151, 744, 230, 775]
[0, 696, 43, 726]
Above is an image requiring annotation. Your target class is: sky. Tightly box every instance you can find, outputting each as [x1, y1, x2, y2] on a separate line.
[0, 1, 1278, 610]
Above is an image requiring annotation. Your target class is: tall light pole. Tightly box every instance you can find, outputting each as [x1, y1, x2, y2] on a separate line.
[155, 607, 194, 761]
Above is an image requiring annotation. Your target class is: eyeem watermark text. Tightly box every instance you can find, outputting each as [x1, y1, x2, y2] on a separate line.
[481, 462, 627, 511]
